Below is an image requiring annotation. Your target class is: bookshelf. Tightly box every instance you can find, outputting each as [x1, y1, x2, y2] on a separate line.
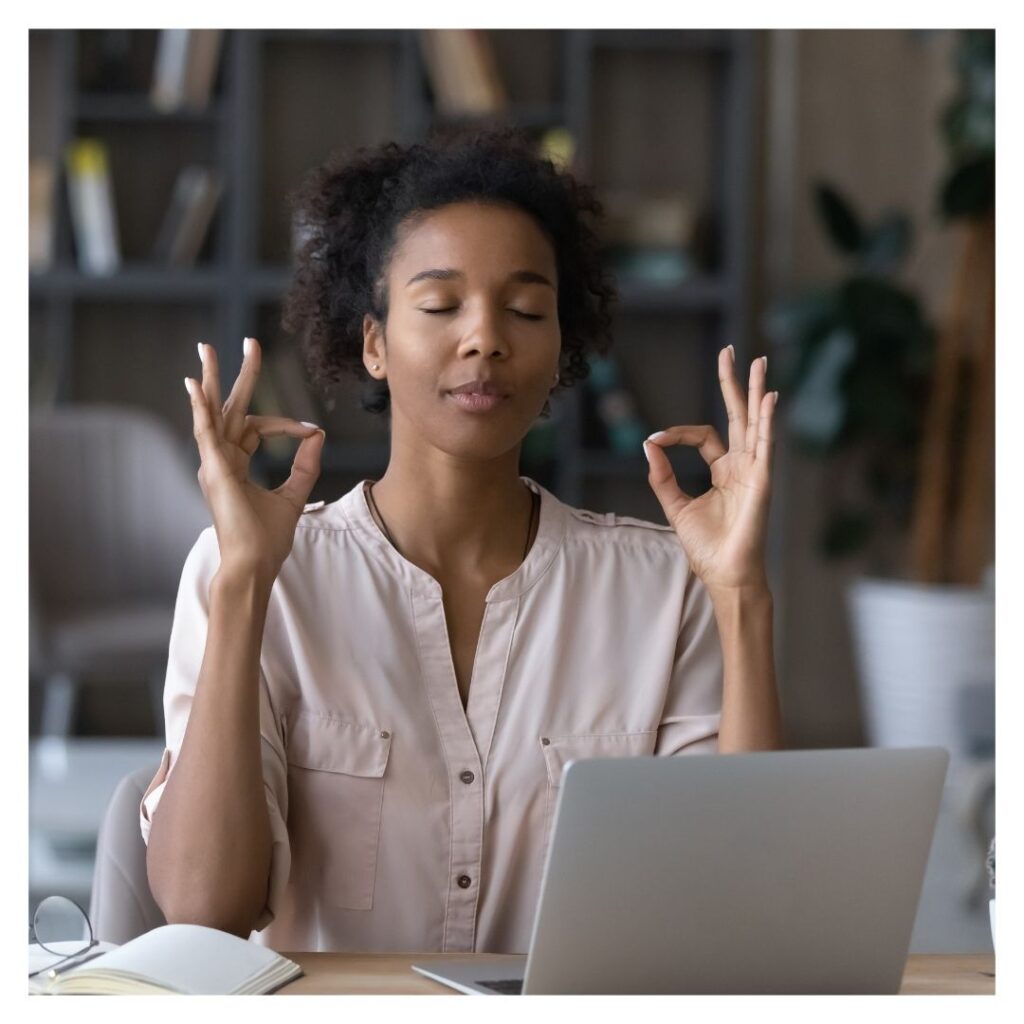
[29, 29, 757, 519]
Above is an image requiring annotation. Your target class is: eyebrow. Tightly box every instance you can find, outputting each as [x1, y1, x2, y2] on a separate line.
[405, 268, 555, 290]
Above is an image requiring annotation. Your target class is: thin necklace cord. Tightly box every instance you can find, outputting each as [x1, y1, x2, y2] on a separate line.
[365, 481, 538, 562]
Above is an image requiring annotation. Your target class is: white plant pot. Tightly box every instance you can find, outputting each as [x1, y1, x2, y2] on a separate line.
[846, 577, 994, 755]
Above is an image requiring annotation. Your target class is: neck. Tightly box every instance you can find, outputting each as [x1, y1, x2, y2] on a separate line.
[367, 438, 535, 579]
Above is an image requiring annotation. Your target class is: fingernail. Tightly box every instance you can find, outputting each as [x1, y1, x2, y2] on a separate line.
[300, 421, 320, 430]
[761, 355, 768, 373]
[727, 345, 735, 360]
[646, 430, 667, 441]
[197, 342, 205, 363]
[184, 377, 193, 396]
[243, 337, 254, 357]
[642, 441, 652, 465]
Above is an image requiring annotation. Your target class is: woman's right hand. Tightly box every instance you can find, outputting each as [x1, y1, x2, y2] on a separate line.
[185, 337, 326, 583]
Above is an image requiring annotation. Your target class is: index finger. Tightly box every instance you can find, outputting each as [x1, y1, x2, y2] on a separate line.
[646, 425, 727, 466]
[222, 337, 262, 443]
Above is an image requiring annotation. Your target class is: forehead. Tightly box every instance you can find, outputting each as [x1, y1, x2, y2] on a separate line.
[391, 201, 556, 275]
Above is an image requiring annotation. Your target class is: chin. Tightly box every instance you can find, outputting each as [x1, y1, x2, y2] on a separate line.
[431, 422, 531, 461]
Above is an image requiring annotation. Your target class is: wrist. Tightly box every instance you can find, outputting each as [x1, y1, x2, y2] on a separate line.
[704, 578, 773, 607]
[706, 582, 774, 638]
[212, 563, 277, 603]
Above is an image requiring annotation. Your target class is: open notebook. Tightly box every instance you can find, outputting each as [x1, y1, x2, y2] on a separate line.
[29, 924, 303, 995]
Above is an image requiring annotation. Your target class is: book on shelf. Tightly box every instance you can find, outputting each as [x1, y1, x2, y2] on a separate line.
[537, 127, 576, 173]
[63, 138, 121, 276]
[151, 30, 224, 113]
[29, 924, 302, 995]
[184, 30, 224, 109]
[416, 31, 451, 110]
[417, 30, 507, 116]
[29, 157, 57, 270]
[598, 188, 697, 288]
[151, 165, 224, 266]
[464, 30, 507, 112]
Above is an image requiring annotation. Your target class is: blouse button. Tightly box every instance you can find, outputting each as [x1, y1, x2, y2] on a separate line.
[457, 874, 472, 889]
[379, 730, 389, 739]
[459, 770, 475, 784]
[540, 737, 550, 746]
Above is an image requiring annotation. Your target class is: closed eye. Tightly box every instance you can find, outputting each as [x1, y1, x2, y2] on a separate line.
[420, 308, 544, 321]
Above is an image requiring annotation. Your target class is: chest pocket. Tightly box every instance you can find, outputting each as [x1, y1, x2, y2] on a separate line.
[284, 709, 392, 911]
[540, 730, 658, 788]
[538, 730, 657, 864]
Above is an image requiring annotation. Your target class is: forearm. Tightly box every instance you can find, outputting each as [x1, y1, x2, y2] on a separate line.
[146, 568, 275, 937]
[707, 584, 784, 753]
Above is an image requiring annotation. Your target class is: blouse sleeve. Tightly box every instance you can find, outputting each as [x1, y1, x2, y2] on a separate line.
[654, 567, 723, 756]
[138, 526, 291, 934]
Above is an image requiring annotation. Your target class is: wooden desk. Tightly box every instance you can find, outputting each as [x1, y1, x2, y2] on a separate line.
[276, 952, 995, 995]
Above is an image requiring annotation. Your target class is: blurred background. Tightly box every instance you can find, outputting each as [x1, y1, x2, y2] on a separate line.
[28, 28, 994, 952]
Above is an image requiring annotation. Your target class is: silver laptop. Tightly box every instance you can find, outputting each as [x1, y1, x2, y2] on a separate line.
[411, 746, 948, 994]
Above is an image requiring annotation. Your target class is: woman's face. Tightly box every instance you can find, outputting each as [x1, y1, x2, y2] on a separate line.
[364, 200, 562, 460]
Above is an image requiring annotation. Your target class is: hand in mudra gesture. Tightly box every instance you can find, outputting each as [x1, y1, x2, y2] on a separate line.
[643, 347, 778, 595]
[186, 337, 325, 581]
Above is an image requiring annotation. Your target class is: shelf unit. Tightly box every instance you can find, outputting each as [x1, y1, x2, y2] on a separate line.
[30, 28, 757, 516]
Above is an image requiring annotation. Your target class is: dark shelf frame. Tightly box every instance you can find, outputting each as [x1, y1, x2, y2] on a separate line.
[32, 28, 756, 508]
[73, 93, 228, 123]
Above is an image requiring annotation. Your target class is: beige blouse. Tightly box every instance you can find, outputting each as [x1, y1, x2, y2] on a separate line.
[140, 475, 723, 954]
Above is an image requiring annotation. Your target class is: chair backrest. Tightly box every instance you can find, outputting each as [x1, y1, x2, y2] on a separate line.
[89, 764, 167, 944]
[30, 404, 210, 614]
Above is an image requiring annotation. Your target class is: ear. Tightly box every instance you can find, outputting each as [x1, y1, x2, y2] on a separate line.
[363, 314, 385, 375]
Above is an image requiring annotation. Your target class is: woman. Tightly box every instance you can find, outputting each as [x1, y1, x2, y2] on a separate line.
[142, 127, 783, 954]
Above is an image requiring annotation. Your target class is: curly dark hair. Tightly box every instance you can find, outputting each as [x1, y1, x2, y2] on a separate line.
[280, 124, 618, 417]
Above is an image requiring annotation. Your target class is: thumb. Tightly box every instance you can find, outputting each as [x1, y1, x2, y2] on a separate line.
[643, 439, 692, 523]
[277, 427, 325, 509]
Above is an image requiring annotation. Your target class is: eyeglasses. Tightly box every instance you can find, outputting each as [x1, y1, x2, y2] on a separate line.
[28, 895, 101, 980]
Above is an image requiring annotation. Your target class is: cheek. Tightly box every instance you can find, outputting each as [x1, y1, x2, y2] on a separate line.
[530, 332, 562, 383]
[384, 328, 446, 383]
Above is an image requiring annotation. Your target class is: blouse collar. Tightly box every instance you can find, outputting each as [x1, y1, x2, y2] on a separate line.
[339, 475, 567, 602]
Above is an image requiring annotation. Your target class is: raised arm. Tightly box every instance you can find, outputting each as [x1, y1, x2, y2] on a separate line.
[146, 337, 325, 935]
[644, 346, 783, 752]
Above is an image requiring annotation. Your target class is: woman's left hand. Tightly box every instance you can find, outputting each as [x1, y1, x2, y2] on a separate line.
[643, 346, 778, 595]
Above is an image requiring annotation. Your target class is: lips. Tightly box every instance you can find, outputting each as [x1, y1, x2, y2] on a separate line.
[447, 392, 505, 412]
[448, 379, 507, 396]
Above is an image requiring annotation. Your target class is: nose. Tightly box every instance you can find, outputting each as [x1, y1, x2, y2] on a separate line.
[456, 305, 510, 361]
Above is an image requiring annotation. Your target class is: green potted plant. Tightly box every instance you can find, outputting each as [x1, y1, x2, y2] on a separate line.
[765, 181, 935, 570]
[765, 30, 995, 755]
